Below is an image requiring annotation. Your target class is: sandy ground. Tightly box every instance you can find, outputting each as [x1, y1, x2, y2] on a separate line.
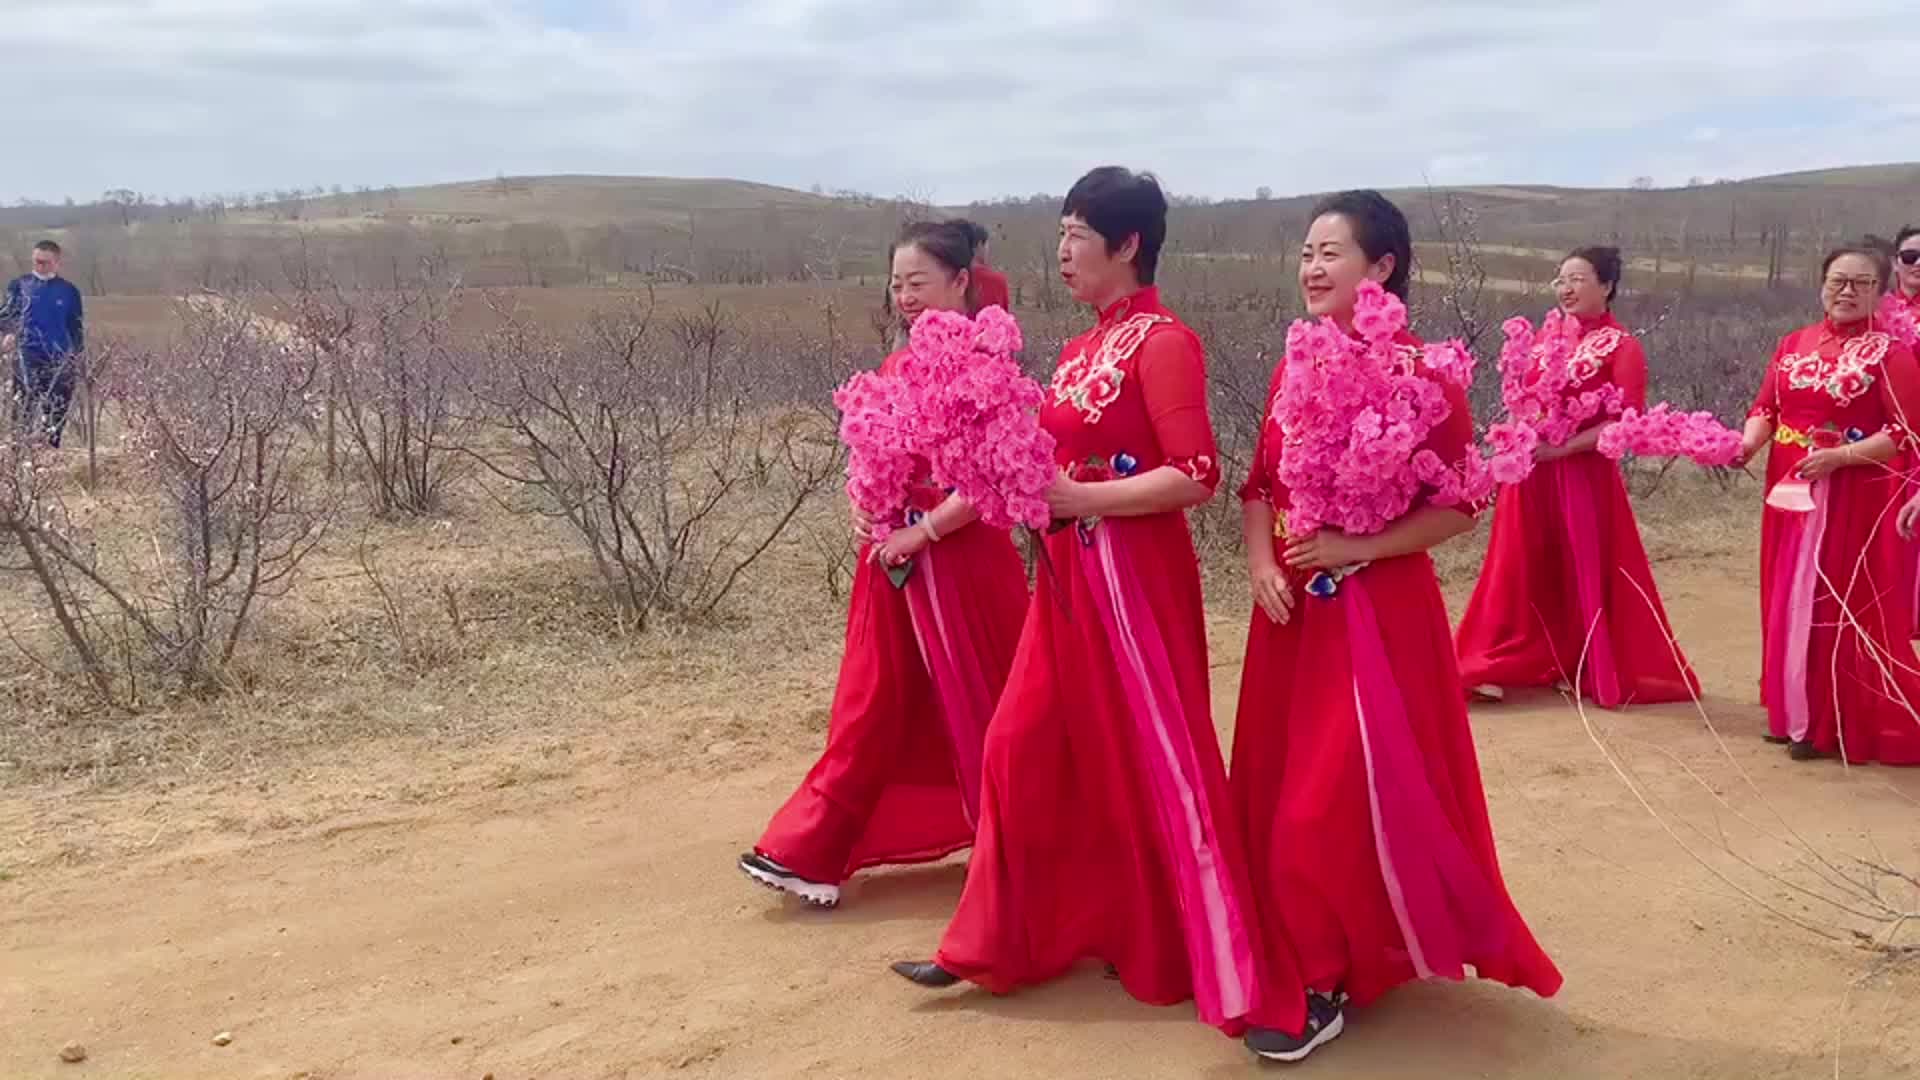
[3, 547, 1919, 1080]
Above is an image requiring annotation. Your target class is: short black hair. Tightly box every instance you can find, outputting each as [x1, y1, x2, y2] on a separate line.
[1060, 166, 1168, 285]
[1566, 245, 1624, 304]
[1308, 190, 1413, 300]
[1894, 224, 1919, 249]
[1821, 237, 1892, 294]
[32, 239, 60, 256]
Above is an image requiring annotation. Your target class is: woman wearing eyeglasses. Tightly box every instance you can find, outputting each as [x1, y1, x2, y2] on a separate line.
[1455, 247, 1701, 709]
[1735, 238, 1920, 765]
[1895, 226, 1920, 311]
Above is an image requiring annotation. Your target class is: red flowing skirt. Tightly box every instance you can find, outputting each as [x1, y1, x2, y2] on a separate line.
[933, 513, 1300, 1035]
[755, 523, 1029, 884]
[1907, 476, 1920, 639]
[1455, 452, 1699, 707]
[1231, 550, 1565, 1010]
[1758, 449, 1920, 765]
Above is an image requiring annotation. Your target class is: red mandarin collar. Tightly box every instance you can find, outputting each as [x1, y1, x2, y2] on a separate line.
[1820, 315, 1874, 343]
[1575, 310, 1621, 335]
[1097, 286, 1160, 325]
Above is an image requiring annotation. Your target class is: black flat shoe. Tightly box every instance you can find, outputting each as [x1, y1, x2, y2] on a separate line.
[1788, 740, 1825, 761]
[890, 960, 960, 988]
[1761, 735, 1791, 746]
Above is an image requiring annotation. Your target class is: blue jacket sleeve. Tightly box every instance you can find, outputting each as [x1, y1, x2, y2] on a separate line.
[68, 283, 83, 353]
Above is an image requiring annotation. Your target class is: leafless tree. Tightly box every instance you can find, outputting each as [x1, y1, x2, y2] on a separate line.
[282, 260, 477, 516]
[102, 302, 336, 688]
[464, 291, 840, 631]
[0, 305, 335, 701]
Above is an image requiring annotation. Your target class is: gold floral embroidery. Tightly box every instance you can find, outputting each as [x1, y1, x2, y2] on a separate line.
[1568, 327, 1624, 384]
[1050, 312, 1171, 424]
[1779, 332, 1890, 407]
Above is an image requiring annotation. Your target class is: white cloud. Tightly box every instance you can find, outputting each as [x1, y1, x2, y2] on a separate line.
[4, 0, 1916, 203]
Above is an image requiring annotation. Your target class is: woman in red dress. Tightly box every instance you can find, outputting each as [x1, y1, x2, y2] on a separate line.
[1889, 225, 1920, 635]
[1738, 238, 1920, 765]
[1455, 247, 1700, 708]
[956, 219, 1013, 312]
[891, 167, 1299, 1039]
[740, 221, 1030, 907]
[1233, 191, 1564, 1062]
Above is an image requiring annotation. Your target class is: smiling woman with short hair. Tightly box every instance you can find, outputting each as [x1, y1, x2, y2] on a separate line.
[890, 166, 1289, 1043]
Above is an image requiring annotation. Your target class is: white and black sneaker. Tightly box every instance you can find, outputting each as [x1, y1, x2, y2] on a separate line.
[737, 851, 841, 908]
[1245, 991, 1346, 1063]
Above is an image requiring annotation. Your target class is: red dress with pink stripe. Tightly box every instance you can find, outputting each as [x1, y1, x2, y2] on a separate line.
[932, 287, 1301, 1035]
[1231, 332, 1564, 1010]
[1751, 320, 1920, 764]
[754, 350, 1030, 884]
[1455, 313, 1701, 706]
[1892, 290, 1920, 639]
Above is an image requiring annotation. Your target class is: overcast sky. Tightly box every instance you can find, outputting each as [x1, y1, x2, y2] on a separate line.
[7, 0, 1917, 206]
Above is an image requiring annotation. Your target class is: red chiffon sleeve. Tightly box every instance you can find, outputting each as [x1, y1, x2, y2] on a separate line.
[1424, 378, 1489, 517]
[1612, 335, 1649, 412]
[1236, 362, 1286, 504]
[1749, 335, 1788, 422]
[1876, 340, 1920, 451]
[1137, 328, 1221, 492]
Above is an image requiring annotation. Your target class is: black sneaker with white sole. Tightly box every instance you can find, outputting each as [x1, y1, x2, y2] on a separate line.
[737, 851, 841, 908]
[1245, 991, 1346, 1063]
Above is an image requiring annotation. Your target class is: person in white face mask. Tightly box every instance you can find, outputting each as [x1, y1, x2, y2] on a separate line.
[1, 239, 85, 447]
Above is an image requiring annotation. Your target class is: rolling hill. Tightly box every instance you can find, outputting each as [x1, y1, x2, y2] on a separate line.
[0, 165, 1911, 295]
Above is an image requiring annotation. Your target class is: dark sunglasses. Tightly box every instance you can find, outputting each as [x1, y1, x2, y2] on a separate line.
[1900, 249, 1920, 266]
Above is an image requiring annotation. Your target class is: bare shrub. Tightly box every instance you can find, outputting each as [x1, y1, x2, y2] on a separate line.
[0, 303, 336, 702]
[282, 262, 477, 516]
[467, 291, 841, 632]
[102, 304, 334, 692]
[0, 421, 114, 701]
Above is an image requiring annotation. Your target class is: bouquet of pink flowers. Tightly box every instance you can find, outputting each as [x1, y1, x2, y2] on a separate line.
[1274, 282, 1527, 536]
[1879, 292, 1920, 347]
[1597, 404, 1743, 467]
[834, 369, 921, 541]
[1496, 310, 1625, 451]
[835, 306, 1056, 543]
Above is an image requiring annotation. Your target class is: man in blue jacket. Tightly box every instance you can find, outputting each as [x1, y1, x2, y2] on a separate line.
[2, 240, 86, 447]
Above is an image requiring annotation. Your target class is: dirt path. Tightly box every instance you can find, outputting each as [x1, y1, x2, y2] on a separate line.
[4, 555, 1918, 1079]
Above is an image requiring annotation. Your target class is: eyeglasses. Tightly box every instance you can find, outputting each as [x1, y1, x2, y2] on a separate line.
[1900, 249, 1920, 267]
[1823, 276, 1880, 294]
[1552, 275, 1593, 289]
